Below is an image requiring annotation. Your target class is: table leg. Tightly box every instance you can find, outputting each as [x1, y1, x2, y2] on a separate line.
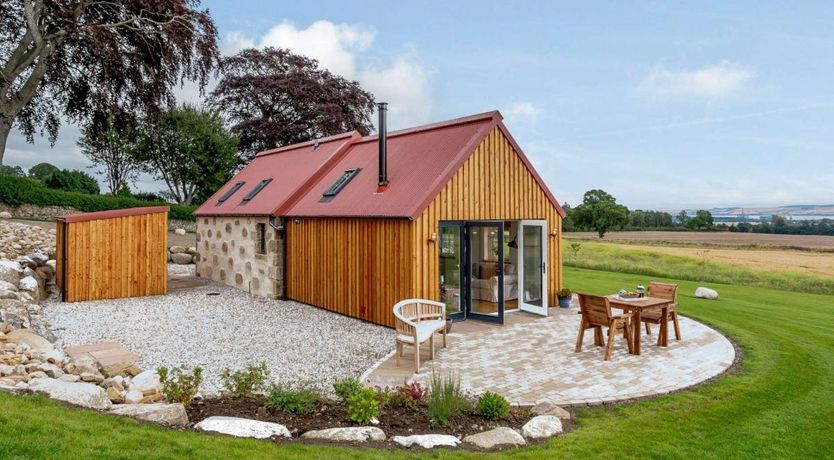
[632, 309, 641, 355]
[659, 306, 669, 347]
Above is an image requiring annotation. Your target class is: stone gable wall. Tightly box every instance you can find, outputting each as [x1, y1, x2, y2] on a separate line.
[195, 216, 282, 298]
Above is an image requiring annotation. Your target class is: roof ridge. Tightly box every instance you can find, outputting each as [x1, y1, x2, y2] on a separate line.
[359, 110, 502, 143]
[255, 131, 361, 158]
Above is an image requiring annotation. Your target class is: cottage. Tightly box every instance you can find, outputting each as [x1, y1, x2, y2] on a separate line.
[194, 106, 565, 327]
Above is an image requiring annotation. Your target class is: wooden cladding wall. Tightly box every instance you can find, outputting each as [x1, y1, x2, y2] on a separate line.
[285, 218, 414, 327]
[58, 212, 168, 302]
[411, 127, 563, 306]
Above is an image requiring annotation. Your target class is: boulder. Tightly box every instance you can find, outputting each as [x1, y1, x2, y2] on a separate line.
[28, 377, 112, 410]
[194, 416, 291, 439]
[169, 246, 186, 254]
[463, 427, 525, 449]
[28, 252, 49, 265]
[170, 253, 193, 265]
[391, 434, 461, 448]
[0, 280, 18, 292]
[521, 415, 563, 439]
[130, 370, 161, 393]
[695, 287, 719, 300]
[106, 386, 125, 403]
[0, 261, 21, 285]
[173, 228, 187, 236]
[124, 389, 143, 404]
[58, 374, 80, 383]
[110, 403, 189, 427]
[81, 372, 105, 383]
[18, 275, 38, 293]
[0, 211, 11, 219]
[34, 363, 64, 378]
[101, 362, 141, 378]
[301, 426, 386, 442]
[5, 329, 53, 352]
[531, 400, 571, 419]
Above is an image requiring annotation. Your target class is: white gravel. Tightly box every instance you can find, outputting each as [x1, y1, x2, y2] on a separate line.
[167, 263, 196, 277]
[44, 282, 394, 395]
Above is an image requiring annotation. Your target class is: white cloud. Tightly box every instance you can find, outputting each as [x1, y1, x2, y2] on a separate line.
[507, 101, 543, 122]
[642, 61, 755, 97]
[222, 20, 432, 129]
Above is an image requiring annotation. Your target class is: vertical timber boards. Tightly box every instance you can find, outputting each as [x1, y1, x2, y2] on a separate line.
[411, 127, 563, 307]
[285, 217, 413, 327]
[62, 211, 167, 302]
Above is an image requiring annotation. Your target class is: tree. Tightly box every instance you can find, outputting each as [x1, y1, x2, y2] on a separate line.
[0, 1, 219, 164]
[209, 47, 375, 162]
[0, 164, 25, 177]
[132, 105, 238, 205]
[27, 162, 58, 182]
[572, 189, 629, 238]
[78, 120, 140, 195]
[46, 169, 99, 194]
[685, 210, 714, 230]
[676, 210, 689, 226]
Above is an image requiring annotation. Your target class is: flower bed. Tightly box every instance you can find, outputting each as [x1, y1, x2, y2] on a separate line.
[186, 395, 531, 439]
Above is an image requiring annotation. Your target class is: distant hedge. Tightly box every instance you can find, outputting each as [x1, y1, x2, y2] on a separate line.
[0, 176, 196, 221]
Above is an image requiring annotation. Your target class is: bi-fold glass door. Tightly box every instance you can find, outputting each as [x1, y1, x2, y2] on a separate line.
[438, 221, 505, 324]
[517, 220, 548, 316]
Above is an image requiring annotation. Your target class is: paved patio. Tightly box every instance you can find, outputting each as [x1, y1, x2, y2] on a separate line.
[363, 307, 735, 406]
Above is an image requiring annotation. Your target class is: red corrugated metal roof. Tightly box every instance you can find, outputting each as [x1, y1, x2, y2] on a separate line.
[57, 206, 170, 223]
[194, 110, 565, 219]
[194, 132, 359, 216]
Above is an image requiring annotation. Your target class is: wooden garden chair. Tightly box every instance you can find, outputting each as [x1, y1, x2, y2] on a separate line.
[642, 281, 682, 344]
[575, 293, 634, 360]
[393, 299, 448, 372]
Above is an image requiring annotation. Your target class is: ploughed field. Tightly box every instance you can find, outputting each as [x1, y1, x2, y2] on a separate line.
[565, 231, 834, 250]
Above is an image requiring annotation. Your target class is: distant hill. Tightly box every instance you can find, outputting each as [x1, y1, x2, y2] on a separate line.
[705, 205, 834, 217]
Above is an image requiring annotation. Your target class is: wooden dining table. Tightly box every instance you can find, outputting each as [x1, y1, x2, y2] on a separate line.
[607, 295, 674, 355]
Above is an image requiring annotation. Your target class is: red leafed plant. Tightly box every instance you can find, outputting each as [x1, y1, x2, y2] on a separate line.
[400, 382, 425, 402]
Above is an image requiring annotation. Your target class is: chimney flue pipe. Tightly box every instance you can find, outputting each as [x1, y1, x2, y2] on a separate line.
[377, 102, 389, 188]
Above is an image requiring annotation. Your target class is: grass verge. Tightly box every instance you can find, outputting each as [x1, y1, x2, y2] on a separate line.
[565, 240, 834, 295]
[1, 267, 833, 458]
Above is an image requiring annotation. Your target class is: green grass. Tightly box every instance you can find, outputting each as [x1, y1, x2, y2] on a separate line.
[565, 240, 834, 295]
[2, 267, 833, 458]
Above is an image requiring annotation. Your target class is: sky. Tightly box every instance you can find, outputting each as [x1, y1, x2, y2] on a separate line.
[5, 1, 834, 210]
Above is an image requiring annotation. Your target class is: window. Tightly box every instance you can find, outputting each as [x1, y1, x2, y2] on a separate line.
[320, 168, 361, 202]
[216, 181, 245, 205]
[256, 223, 267, 254]
[242, 178, 273, 203]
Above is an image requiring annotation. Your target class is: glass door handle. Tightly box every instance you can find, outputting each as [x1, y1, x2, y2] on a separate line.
[542, 262, 546, 274]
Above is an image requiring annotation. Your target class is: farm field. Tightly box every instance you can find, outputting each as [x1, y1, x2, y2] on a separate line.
[565, 231, 834, 250]
[593, 242, 834, 278]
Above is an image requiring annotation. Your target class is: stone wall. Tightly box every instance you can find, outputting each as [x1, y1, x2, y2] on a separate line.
[0, 202, 196, 232]
[195, 216, 282, 298]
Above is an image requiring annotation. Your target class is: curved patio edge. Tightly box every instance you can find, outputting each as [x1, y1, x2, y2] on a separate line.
[364, 309, 736, 407]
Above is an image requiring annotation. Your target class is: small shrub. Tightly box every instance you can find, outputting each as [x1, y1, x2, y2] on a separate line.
[475, 391, 510, 420]
[346, 387, 380, 424]
[220, 362, 270, 398]
[557, 288, 572, 298]
[265, 385, 319, 414]
[333, 377, 363, 402]
[387, 382, 425, 409]
[427, 371, 470, 427]
[157, 366, 203, 407]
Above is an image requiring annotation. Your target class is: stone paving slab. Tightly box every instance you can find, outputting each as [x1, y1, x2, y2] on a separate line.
[366, 309, 735, 406]
[65, 342, 141, 366]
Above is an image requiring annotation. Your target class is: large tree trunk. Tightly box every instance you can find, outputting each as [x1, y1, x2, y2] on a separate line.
[0, 119, 11, 165]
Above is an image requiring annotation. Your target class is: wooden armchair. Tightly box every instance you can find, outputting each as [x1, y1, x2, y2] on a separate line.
[393, 299, 448, 372]
[642, 281, 681, 343]
[576, 293, 633, 360]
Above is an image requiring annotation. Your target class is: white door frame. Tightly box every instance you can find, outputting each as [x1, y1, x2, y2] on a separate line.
[518, 220, 548, 316]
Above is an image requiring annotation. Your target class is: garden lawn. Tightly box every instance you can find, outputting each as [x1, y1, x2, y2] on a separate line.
[1, 267, 833, 459]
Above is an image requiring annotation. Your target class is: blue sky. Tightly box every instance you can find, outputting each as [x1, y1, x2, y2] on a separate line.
[6, 1, 834, 210]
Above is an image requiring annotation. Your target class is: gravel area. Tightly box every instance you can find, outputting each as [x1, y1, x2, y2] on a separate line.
[44, 282, 394, 395]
